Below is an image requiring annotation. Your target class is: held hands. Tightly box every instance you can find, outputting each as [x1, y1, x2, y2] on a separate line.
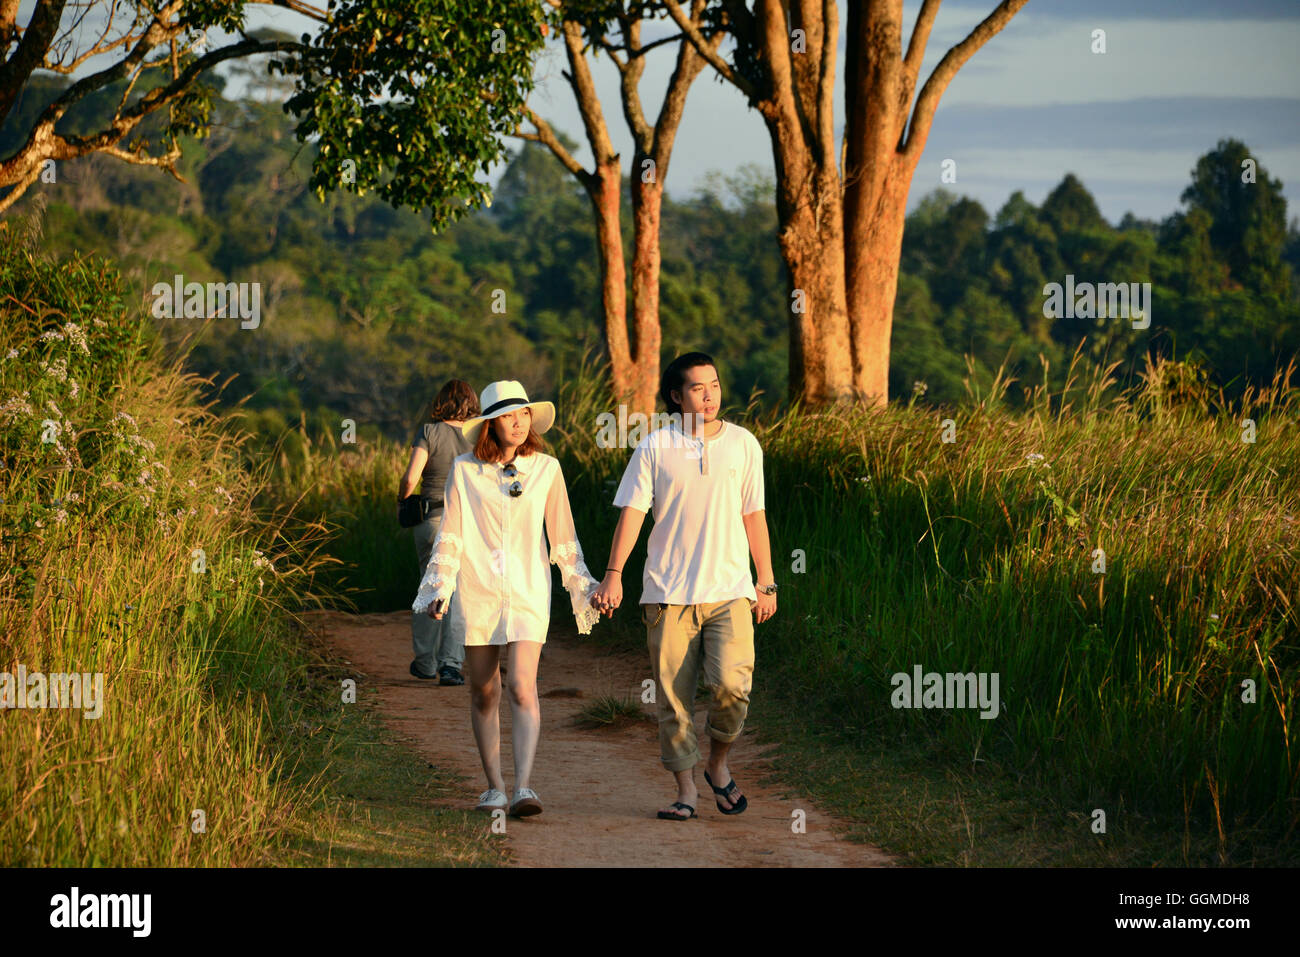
[426, 598, 446, 620]
[590, 572, 622, 618]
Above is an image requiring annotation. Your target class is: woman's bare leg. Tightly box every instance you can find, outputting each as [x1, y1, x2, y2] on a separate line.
[465, 645, 505, 792]
[505, 640, 544, 791]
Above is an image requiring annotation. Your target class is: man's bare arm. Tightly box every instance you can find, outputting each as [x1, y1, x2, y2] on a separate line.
[590, 506, 646, 614]
[742, 510, 774, 584]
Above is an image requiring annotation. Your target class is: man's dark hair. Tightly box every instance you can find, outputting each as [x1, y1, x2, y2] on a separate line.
[660, 352, 718, 415]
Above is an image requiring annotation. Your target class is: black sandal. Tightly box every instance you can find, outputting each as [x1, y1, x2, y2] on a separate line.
[704, 770, 748, 815]
[656, 801, 697, 820]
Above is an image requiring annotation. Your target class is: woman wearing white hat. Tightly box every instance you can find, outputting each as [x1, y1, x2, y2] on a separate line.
[412, 380, 603, 817]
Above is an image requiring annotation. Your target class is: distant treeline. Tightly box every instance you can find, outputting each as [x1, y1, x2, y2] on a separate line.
[9, 74, 1299, 438]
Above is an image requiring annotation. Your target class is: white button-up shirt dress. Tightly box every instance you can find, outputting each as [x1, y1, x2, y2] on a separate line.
[411, 451, 601, 644]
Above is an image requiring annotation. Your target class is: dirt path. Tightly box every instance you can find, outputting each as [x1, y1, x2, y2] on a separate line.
[300, 609, 895, 867]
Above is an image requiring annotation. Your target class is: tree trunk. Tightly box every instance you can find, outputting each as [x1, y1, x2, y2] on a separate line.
[755, 0, 853, 408]
[773, 168, 854, 406]
[629, 171, 664, 417]
[846, 174, 909, 406]
[586, 157, 635, 408]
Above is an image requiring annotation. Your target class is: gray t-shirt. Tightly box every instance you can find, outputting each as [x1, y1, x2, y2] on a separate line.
[412, 421, 473, 507]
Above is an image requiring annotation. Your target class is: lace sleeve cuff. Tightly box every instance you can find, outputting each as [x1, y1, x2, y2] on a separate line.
[550, 541, 601, 636]
[412, 533, 463, 613]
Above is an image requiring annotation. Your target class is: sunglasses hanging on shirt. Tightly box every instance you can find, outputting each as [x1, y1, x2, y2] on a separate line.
[503, 462, 523, 497]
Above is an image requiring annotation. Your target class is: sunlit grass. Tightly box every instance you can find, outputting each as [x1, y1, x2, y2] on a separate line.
[0, 231, 494, 866]
[573, 693, 653, 730]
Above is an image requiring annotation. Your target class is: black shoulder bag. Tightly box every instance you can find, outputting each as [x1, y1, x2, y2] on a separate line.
[398, 495, 442, 528]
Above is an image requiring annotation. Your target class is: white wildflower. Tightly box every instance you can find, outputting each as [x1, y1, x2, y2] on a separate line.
[62, 322, 90, 355]
[40, 358, 69, 382]
[0, 394, 35, 421]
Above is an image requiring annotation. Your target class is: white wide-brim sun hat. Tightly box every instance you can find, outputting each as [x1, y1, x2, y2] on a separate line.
[460, 380, 556, 445]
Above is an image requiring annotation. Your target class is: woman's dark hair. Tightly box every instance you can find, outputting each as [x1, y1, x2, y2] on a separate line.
[474, 416, 545, 463]
[659, 352, 718, 415]
[427, 380, 480, 423]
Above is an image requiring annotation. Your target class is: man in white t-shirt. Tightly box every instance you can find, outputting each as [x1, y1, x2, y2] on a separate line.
[592, 353, 777, 820]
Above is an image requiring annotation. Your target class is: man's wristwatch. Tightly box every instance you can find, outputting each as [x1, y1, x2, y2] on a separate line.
[757, 582, 778, 595]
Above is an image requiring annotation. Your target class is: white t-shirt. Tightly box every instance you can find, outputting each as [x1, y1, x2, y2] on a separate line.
[612, 420, 765, 605]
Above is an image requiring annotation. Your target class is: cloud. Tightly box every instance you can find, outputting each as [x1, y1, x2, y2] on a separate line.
[938, 0, 1300, 20]
[925, 96, 1300, 150]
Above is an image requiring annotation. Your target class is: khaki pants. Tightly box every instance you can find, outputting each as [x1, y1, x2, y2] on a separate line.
[643, 598, 755, 772]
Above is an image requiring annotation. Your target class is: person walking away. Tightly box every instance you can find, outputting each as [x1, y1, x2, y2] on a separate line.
[398, 379, 478, 685]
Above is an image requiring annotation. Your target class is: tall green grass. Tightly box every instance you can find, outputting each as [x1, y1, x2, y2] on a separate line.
[274, 347, 1298, 857]
[0, 225, 340, 865]
[251, 422, 418, 613]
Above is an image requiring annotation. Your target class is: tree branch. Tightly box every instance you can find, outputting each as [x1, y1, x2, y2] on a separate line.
[815, 0, 837, 171]
[0, 159, 43, 215]
[615, 14, 652, 152]
[40, 0, 136, 75]
[660, 0, 756, 101]
[903, 0, 941, 90]
[1, 36, 304, 190]
[264, 0, 331, 23]
[620, 30, 686, 58]
[649, 0, 718, 174]
[902, 0, 1028, 159]
[515, 106, 589, 184]
[0, 0, 70, 121]
[596, 35, 627, 70]
[757, 0, 805, 141]
[561, 17, 617, 165]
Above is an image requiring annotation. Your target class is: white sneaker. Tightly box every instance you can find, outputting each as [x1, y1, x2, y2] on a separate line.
[509, 787, 543, 817]
[475, 788, 508, 812]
